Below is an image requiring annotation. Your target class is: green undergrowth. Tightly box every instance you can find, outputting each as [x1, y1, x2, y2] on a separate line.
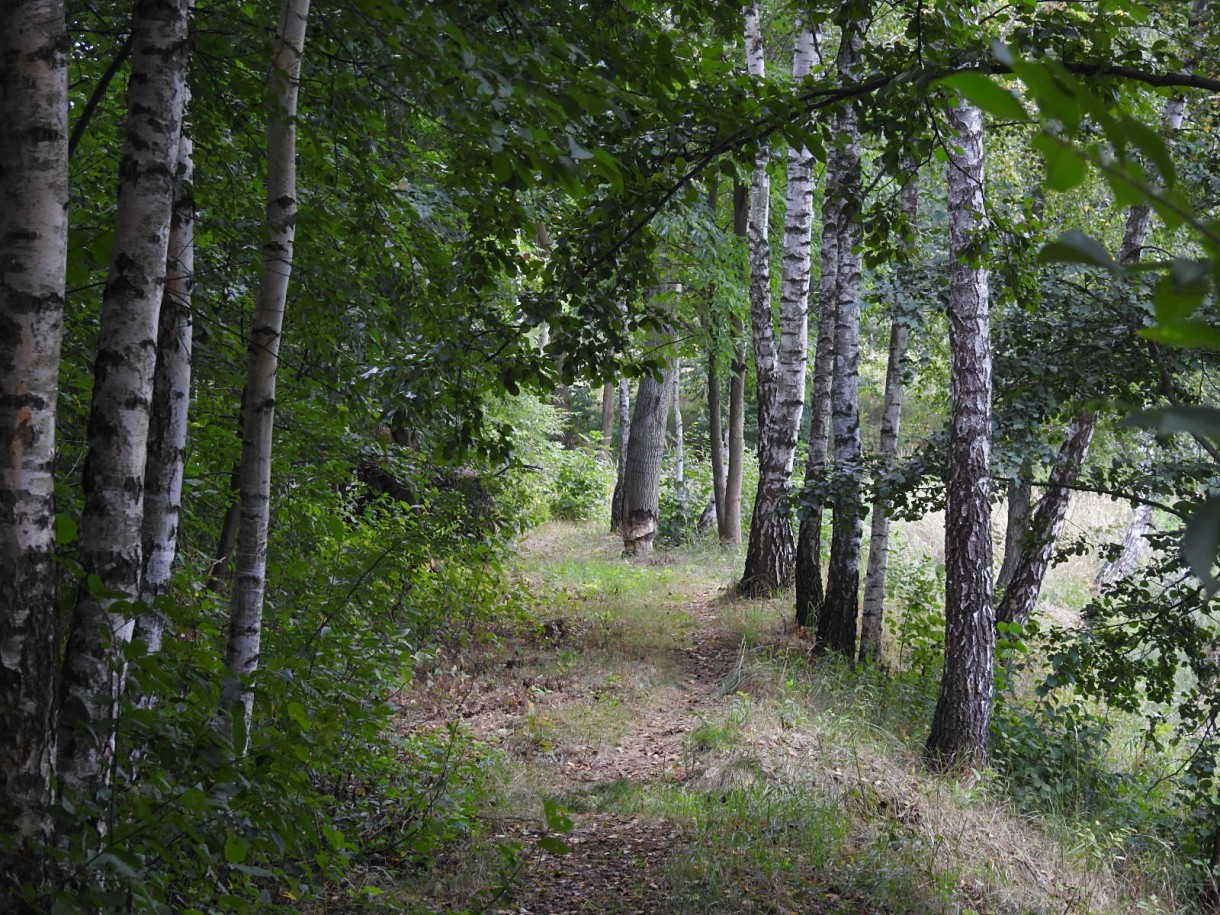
[387, 521, 1194, 915]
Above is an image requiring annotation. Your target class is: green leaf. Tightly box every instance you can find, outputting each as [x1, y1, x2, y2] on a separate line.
[1152, 259, 1210, 323]
[1038, 230, 1120, 273]
[287, 700, 309, 731]
[939, 73, 1026, 122]
[1033, 134, 1086, 192]
[224, 834, 249, 865]
[1183, 495, 1220, 596]
[1141, 320, 1220, 351]
[542, 798, 573, 833]
[55, 514, 78, 545]
[1125, 406, 1220, 441]
[537, 835, 571, 855]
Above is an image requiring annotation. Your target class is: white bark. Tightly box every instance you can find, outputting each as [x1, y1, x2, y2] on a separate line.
[226, 0, 311, 744]
[59, 0, 190, 801]
[742, 19, 816, 596]
[0, 0, 68, 882]
[137, 98, 194, 657]
[1096, 501, 1153, 586]
[926, 92, 995, 769]
[819, 21, 865, 657]
[860, 171, 920, 663]
[672, 357, 685, 486]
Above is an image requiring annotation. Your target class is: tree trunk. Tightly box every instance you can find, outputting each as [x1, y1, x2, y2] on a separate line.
[819, 20, 865, 658]
[58, 0, 190, 803]
[0, 0, 69, 889]
[611, 377, 630, 530]
[796, 31, 838, 628]
[859, 171, 920, 663]
[672, 358, 685, 487]
[1096, 501, 1153, 587]
[741, 19, 814, 597]
[708, 342, 726, 532]
[996, 413, 1097, 629]
[136, 98, 195, 658]
[721, 185, 750, 547]
[621, 367, 673, 554]
[600, 381, 615, 457]
[995, 477, 1032, 597]
[225, 0, 310, 746]
[925, 90, 995, 771]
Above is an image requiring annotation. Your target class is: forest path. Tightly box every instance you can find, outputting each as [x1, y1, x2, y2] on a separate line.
[401, 523, 871, 914]
[397, 522, 1116, 914]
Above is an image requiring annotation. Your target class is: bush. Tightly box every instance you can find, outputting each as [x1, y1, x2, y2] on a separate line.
[547, 448, 612, 521]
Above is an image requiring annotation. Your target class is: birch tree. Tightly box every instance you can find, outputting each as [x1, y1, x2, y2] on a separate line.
[225, 0, 311, 743]
[58, 0, 191, 801]
[859, 172, 920, 663]
[818, 18, 866, 657]
[741, 16, 815, 597]
[136, 98, 195, 657]
[0, 0, 69, 887]
[925, 87, 994, 768]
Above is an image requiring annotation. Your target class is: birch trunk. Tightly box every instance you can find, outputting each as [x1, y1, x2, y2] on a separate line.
[995, 477, 1032, 596]
[621, 367, 673, 554]
[996, 413, 1096, 629]
[1095, 502, 1153, 587]
[673, 358, 684, 486]
[611, 377, 630, 531]
[859, 172, 920, 663]
[708, 344, 726, 530]
[600, 381, 615, 457]
[722, 185, 750, 547]
[741, 20, 814, 596]
[925, 91, 994, 770]
[819, 21, 865, 658]
[996, 82, 1187, 630]
[0, 0, 69, 885]
[225, 0, 310, 744]
[58, 0, 190, 802]
[136, 100, 194, 657]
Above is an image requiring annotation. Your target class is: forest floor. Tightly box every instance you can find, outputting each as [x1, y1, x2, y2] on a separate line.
[389, 521, 1166, 915]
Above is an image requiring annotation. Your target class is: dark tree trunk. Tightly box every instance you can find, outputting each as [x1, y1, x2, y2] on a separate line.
[621, 367, 674, 554]
[925, 90, 995, 771]
[996, 413, 1096, 629]
[611, 377, 630, 531]
[819, 19, 865, 657]
[995, 477, 1032, 597]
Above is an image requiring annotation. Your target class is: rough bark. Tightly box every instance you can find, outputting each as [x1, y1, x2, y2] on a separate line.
[796, 29, 838, 627]
[996, 414, 1097, 629]
[59, 0, 190, 803]
[621, 367, 673, 554]
[225, 0, 310, 744]
[819, 21, 865, 658]
[136, 101, 194, 657]
[0, 0, 69, 888]
[741, 20, 814, 597]
[859, 172, 920, 663]
[925, 93, 994, 770]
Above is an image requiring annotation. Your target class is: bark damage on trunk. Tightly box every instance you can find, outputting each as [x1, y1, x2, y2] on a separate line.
[621, 366, 674, 554]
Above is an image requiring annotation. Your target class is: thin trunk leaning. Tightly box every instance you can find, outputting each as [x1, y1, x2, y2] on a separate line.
[995, 477, 1032, 596]
[136, 98, 195, 657]
[741, 21, 815, 596]
[925, 90, 994, 770]
[225, 0, 311, 745]
[600, 381, 615, 457]
[58, 0, 190, 803]
[819, 18, 866, 658]
[859, 170, 920, 663]
[0, 0, 69, 888]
